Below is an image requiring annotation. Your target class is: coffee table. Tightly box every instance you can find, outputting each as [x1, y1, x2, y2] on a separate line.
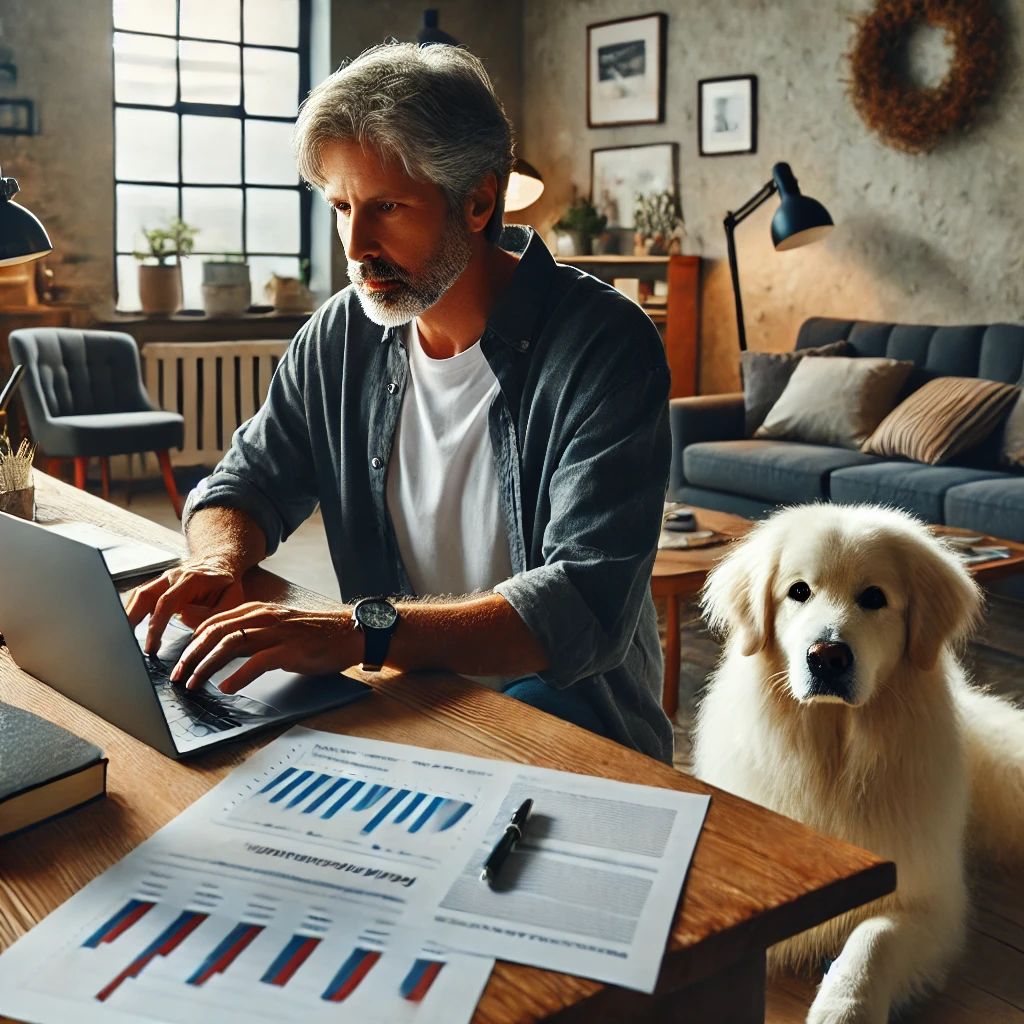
[653, 507, 1024, 720]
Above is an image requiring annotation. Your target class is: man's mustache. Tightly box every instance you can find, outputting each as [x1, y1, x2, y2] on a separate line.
[349, 258, 413, 287]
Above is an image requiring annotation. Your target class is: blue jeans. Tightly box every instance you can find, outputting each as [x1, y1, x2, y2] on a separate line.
[501, 676, 609, 739]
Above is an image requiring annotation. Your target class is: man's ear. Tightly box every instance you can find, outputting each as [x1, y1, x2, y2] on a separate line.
[465, 173, 499, 234]
[904, 536, 983, 671]
[701, 525, 779, 657]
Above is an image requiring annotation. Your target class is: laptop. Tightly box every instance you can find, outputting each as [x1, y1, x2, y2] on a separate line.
[0, 512, 371, 759]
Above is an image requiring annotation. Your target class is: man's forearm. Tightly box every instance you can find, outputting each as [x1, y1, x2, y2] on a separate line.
[384, 593, 548, 678]
[186, 505, 268, 576]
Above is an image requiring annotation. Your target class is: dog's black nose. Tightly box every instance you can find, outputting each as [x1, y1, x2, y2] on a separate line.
[806, 641, 854, 681]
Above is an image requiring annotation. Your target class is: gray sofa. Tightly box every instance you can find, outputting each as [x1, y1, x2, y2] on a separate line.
[669, 317, 1024, 542]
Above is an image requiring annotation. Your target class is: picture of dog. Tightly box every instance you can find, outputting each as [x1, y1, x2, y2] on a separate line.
[693, 503, 1024, 1024]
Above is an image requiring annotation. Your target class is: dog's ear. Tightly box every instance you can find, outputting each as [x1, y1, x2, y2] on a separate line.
[904, 535, 983, 671]
[702, 526, 779, 657]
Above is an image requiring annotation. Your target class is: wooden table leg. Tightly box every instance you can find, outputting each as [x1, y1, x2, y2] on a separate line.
[663, 592, 681, 721]
[549, 948, 767, 1022]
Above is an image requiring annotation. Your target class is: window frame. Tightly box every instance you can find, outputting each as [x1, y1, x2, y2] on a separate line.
[111, 0, 312, 311]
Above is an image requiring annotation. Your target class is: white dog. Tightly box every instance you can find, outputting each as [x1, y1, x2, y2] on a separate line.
[693, 503, 1024, 1024]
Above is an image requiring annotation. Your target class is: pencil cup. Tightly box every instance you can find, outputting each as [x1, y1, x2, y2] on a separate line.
[0, 486, 34, 520]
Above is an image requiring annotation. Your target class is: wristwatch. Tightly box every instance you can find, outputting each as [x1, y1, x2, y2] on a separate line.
[351, 596, 400, 672]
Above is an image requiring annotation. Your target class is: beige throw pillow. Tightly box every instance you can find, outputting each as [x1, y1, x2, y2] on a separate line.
[863, 376, 1020, 465]
[1001, 390, 1024, 469]
[755, 356, 914, 450]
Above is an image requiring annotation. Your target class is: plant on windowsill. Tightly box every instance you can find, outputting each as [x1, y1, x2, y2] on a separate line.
[132, 218, 198, 317]
[553, 197, 609, 257]
[201, 251, 251, 317]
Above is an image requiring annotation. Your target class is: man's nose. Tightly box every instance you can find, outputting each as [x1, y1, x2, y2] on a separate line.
[806, 641, 854, 681]
[343, 209, 380, 263]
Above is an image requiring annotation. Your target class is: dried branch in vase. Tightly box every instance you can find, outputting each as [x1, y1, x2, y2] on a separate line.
[0, 435, 36, 493]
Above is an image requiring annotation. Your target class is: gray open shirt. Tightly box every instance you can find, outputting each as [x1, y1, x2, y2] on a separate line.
[184, 226, 674, 763]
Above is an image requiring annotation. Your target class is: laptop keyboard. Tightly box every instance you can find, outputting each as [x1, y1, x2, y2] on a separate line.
[145, 654, 272, 741]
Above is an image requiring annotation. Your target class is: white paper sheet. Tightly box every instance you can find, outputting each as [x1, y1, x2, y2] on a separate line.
[0, 725, 709, 1023]
[41, 521, 181, 581]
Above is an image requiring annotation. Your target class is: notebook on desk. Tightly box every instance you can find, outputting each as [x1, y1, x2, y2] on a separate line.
[0, 512, 372, 759]
[40, 520, 181, 581]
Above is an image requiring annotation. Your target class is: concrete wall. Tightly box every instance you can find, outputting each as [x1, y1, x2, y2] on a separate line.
[328, 1, 524, 291]
[518, 0, 1024, 394]
[0, 0, 115, 315]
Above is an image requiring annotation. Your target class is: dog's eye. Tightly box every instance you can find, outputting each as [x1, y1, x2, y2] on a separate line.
[857, 586, 887, 610]
[788, 581, 811, 602]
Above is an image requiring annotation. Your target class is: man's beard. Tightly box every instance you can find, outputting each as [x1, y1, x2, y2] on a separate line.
[348, 213, 473, 329]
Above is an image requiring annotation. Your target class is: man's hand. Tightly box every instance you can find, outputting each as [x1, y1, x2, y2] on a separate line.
[169, 603, 358, 694]
[126, 556, 247, 655]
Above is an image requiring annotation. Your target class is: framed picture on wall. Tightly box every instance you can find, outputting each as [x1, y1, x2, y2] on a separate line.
[698, 75, 757, 156]
[591, 142, 677, 229]
[587, 13, 667, 128]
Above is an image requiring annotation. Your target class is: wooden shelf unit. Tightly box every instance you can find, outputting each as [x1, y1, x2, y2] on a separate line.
[557, 254, 700, 398]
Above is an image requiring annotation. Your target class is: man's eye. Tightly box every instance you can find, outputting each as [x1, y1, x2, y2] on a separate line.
[788, 581, 811, 602]
[380, 202, 396, 213]
[333, 203, 350, 214]
[857, 586, 887, 610]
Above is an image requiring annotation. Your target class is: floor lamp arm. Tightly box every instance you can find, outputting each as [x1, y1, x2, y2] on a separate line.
[724, 179, 779, 353]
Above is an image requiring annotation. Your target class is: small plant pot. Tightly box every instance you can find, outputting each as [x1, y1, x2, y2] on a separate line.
[554, 230, 586, 257]
[589, 233, 613, 256]
[0, 485, 33, 520]
[138, 264, 183, 317]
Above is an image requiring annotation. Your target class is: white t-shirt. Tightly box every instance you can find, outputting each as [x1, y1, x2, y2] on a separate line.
[386, 318, 513, 612]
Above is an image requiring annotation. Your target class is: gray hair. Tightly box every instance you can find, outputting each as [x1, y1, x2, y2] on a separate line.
[294, 42, 514, 244]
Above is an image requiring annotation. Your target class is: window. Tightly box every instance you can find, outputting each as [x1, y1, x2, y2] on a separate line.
[113, 0, 311, 311]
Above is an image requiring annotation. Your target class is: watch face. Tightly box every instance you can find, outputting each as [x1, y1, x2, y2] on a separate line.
[358, 600, 398, 630]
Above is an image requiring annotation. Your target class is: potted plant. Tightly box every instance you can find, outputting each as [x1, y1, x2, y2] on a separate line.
[133, 218, 198, 316]
[553, 197, 608, 257]
[201, 252, 250, 317]
[633, 191, 684, 256]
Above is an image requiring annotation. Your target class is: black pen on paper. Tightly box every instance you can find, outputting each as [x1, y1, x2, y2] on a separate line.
[480, 798, 533, 887]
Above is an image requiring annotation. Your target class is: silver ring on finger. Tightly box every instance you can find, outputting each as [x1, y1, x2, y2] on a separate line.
[238, 628, 247, 642]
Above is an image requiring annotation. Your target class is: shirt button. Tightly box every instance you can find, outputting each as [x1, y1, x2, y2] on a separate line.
[518, 339, 529, 351]
[386, 381, 398, 394]
[371, 457, 382, 469]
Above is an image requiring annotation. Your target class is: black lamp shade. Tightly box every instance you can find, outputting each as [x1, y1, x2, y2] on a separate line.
[0, 191, 53, 267]
[416, 9, 459, 45]
[770, 162, 833, 252]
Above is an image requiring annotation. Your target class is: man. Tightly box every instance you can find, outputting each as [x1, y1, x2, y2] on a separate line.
[126, 42, 674, 763]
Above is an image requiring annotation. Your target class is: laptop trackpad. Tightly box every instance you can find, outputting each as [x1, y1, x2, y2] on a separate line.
[214, 661, 358, 715]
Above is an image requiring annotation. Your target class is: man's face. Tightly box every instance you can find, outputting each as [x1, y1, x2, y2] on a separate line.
[320, 140, 472, 328]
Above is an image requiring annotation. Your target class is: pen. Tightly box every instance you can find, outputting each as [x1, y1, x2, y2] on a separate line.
[480, 798, 533, 886]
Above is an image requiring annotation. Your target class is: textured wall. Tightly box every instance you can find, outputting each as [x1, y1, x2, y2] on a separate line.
[519, 0, 1024, 394]
[328, 1, 524, 291]
[0, 0, 115, 315]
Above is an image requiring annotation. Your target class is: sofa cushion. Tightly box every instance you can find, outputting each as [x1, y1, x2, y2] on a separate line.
[944, 477, 1024, 543]
[683, 440, 879, 504]
[831, 463, 1007, 524]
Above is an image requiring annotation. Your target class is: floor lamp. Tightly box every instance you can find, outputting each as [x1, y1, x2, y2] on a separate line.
[724, 162, 833, 352]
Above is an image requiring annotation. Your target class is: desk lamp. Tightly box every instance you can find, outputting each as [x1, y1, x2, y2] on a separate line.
[416, 9, 458, 46]
[724, 162, 833, 351]
[0, 165, 52, 266]
[504, 159, 545, 212]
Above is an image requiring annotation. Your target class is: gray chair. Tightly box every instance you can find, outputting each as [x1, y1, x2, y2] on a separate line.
[8, 328, 186, 516]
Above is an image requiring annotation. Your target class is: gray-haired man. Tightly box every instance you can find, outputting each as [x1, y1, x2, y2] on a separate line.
[127, 42, 674, 763]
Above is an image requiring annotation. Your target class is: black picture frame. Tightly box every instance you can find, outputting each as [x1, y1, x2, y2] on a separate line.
[587, 12, 667, 128]
[698, 75, 757, 157]
[591, 142, 678, 230]
[0, 99, 35, 136]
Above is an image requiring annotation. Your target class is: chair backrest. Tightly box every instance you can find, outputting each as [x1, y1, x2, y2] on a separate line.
[8, 328, 153, 426]
[794, 318, 1024, 392]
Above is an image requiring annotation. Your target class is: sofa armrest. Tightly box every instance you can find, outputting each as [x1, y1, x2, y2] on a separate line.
[669, 393, 745, 497]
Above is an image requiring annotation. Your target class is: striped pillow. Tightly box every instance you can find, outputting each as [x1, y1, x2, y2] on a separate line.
[862, 377, 1021, 465]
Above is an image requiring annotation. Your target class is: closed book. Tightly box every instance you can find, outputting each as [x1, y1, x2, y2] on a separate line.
[0, 701, 107, 838]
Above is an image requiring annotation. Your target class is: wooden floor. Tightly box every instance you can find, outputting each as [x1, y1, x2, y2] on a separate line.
[657, 593, 1024, 1023]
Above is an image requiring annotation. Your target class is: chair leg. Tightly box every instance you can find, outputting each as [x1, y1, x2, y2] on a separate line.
[45, 458, 63, 479]
[156, 450, 183, 519]
[100, 457, 111, 502]
[74, 457, 88, 490]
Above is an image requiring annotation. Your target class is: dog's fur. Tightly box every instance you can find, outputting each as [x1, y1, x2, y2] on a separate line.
[693, 504, 1024, 1024]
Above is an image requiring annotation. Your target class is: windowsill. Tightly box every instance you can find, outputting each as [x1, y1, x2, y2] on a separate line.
[92, 309, 314, 345]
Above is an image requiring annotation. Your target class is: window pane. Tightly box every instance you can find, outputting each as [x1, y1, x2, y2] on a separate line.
[114, 32, 177, 106]
[180, 0, 240, 42]
[243, 47, 298, 116]
[182, 187, 243, 251]
[244, 0, 298, 47]
[116, 184, 179, 253]
[116, 108, 179, 183]
[116, 254, 143, 312]
[113, 0, 176, 35]
[245, 119, 298, 184]
[179, 255, 205, 310]
[246, 188, 300, 252]
[180, 40, 240, 105]
[249, 255, 301, 305]
[183, 115, 242, 183]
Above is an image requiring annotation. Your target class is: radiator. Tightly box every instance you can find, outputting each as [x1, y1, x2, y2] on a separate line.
[142, 340, 290, 467]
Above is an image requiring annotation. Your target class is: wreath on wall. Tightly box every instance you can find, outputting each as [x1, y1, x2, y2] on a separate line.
[847, 0, 1003, 153]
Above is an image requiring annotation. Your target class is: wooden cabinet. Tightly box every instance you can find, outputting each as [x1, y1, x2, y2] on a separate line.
[556, 255, 701, 398]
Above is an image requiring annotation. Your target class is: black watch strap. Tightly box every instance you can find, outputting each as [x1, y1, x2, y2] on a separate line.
[362, 627, 392, 672]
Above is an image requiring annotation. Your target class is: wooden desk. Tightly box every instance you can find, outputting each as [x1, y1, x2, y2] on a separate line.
[0, 474, 896, 1023]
